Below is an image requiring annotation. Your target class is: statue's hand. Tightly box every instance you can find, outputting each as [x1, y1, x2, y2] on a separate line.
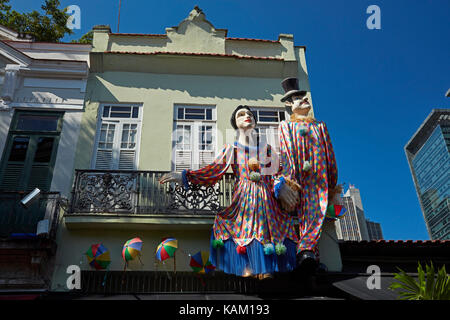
[159, 172, 183, 184]
[278, 183, 300, 212]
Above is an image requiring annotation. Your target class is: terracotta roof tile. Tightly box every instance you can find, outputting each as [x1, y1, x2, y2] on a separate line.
[226, 37, 279, 43]
[109, 33, 167, 37]
[104, 50, 284, 61]
[108, 33, 280, 44]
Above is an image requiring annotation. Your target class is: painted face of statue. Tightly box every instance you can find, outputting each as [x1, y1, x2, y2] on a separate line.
[290, 93, 311, 115]
[235, 109, 255, 130]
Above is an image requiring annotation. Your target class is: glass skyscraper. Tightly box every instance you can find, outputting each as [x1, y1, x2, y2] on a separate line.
[366, 219, 384, 240]
[405, 109, 450, 240]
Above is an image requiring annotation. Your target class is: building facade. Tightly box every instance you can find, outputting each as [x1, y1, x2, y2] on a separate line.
[335, 185, 370, 241]
[405, 109, 450, 240]
[366, 219, 384, 240]
[0, 25, 91, 293]
[50, 7, 343, 292]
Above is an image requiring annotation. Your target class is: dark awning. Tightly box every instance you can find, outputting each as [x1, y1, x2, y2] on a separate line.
[331, 274, 409, 300]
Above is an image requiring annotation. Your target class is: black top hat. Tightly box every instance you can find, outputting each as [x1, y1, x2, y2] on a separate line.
[280, 77, 306, 102]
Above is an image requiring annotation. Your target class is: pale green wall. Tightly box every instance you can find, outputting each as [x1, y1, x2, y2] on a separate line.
[51, 228, 212, 291]
[74, 71, 307, 171]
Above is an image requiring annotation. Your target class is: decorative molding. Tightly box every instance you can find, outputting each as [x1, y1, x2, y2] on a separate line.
[0, 40, 32, 66]
[1, 64, 20, 103]
[23, 78, 87, 93]
[0, 99, 11, 111]
[9, 102, 84, 110]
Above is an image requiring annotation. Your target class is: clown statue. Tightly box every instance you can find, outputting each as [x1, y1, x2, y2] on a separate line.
[159, 105, 298, 279]
[276, 77, 339, 272]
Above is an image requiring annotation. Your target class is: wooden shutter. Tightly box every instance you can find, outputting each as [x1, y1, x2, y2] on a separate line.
[119, 150, 135, 170]
[0, 136, 30, 191]
[0, 112, 62, 193]
[0, 163, 24, 191]
[95, 150, 113, 170]
[0, 136, 57, 192]
[118, 123, 137, 170]
[94, 121, 116, 170]
[199, 152, 214, 168]
[27, 164, 52, 191]
[94, 119, 140, 170]
[198, 125, 215, 168]
[26, 136, 58, 192]
[175, 150, 192, 172]
[174, 124, 192, 172]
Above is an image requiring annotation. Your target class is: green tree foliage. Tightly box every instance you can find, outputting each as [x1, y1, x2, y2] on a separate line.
[72, 30, 92, 44]
[389, 262, 450, 300]
[0, 0, 72, 42]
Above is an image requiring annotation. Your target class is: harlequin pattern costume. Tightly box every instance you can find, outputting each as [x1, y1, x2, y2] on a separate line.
[278, 119, 338, 256]
[182, 141, 298, 276]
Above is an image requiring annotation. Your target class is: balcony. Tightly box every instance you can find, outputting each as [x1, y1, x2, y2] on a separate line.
[65, 170, 236, 230]
[0, 192, 61, 240]
[0, 192, 61, 291]
[65, 170, 343, 273]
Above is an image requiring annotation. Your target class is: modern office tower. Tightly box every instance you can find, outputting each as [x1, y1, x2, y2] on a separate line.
[405, 109, 450, 240]
[366, 219, 384, 240]
[335, 185, 370, 241]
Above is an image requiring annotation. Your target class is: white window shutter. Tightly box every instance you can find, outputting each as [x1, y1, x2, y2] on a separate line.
[172, 107, 216, 171]
[95, 150, 113, 170]
[94, 120, 117, 170]
[175, 150, 192, 172]
[199, 151, 214, 168]
[119, 150, 136, 170]
[94, 116, 141, 170]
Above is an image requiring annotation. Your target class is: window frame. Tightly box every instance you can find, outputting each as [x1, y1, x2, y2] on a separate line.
[0, 110, 64, 192]
[172, 104, 217, 171]
[91, 103, 143, 170]
[251, 106, 287, 154]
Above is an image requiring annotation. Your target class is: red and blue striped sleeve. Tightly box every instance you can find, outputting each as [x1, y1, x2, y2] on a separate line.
[185, 144, 234, 187]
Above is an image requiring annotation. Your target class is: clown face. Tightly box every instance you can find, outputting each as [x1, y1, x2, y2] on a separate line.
[235, 108, 256, 130]
[289, 93, 311, 115]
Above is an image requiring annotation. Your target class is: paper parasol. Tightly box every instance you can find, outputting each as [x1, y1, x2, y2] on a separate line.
[189, 251, 216, 274]
[86, 243, 111, 270]
[155, 238, 178, 261]
[326, 204, 347, 219]
[122, 237, 143, 262]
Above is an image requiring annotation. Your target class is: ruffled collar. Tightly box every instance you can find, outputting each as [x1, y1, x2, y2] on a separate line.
[289, 114, 316, 123]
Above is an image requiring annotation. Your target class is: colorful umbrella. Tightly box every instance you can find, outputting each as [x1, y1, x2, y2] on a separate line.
[86, 243, 111, 270]
[122, 237, 143, 262]
[326, 204, 347, 219]
[156, 238, 178, 261]
[189, 251, 215, 274]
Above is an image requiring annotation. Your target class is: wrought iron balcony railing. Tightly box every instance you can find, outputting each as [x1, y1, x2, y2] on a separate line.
[0, 192, 61, 240]
[69, 170, 236, 215]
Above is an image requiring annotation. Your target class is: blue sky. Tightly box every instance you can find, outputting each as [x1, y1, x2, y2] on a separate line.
[11, 0, 450, 240]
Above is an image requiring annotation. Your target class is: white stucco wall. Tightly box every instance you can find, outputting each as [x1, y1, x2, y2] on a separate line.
[50, 111, 83, 197]
[0, 109, 13, 159]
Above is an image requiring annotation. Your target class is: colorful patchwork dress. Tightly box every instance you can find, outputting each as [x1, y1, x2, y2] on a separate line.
[182, 141, 298, 276]
[278, 119, 338, 256]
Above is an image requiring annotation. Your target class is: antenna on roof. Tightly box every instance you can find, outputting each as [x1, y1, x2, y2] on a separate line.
[118, 0, 122, 33]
